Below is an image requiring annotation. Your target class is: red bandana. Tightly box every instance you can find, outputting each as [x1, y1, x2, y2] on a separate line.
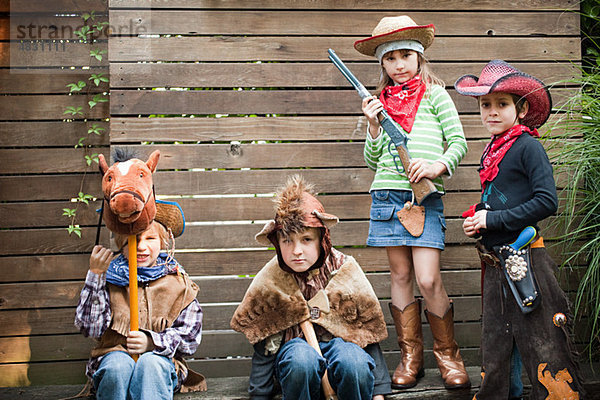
[379, 76, 426, 133]
[479, 124, 539, 187]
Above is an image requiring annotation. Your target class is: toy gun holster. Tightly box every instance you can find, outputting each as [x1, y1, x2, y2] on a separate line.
[493, 226, 541, 314]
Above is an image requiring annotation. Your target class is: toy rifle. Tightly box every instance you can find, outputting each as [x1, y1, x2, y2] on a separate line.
[299, 320, 338, 400]
[328, 49, 437, 205]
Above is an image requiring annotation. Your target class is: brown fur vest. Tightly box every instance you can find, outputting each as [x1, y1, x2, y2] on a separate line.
[230, 255, 387, 349]
[91, 273, 206, 392]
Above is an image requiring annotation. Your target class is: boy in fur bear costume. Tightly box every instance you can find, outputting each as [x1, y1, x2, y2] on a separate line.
[231, 176, 391, 399]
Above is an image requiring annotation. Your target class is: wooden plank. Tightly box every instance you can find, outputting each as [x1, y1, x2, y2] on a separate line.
[0, 148, 109, 173]
[110, 114, 564, 143]
[108, 0, 579, 11]
[0, 94, 109, 120]
[0, 174, 102, 202]
[0, 270, 480, 310]
[0, 254, 93, 283]
[0, 41, 107, 67]
[110, 88, 574, 116]
[1, 267, 581, 309]
[0, 323, 483, 363]
[108, 37, 580, 62]
[0, 164, 567, 201]
[6, 14, 108, 41]
[6, 0, 106, 12]
[148, 167, 477, 195]
[0, 121, 109, 146]
[108, 11, 578, 36]
[0, 296, 482, 337]
[0, 200, 102, 229]
[0, 227, 110, 257]
[0, 193, 479, 228]
[110, 62, 578, 89]
[0, 68, 109, 94]
[0, 244, 482, 283]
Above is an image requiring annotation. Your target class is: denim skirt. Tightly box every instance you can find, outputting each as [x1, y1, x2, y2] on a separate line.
[366, 189, 446, 249]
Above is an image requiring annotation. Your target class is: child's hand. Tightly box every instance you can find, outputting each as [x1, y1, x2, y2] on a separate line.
[127, 330, 155, 355]
[361, 96, 383, 138]
[463, 210, 487, 237]
[408, 158, 447, 182]
[372, 395, 384, 400]
[89, 245, 114, 275]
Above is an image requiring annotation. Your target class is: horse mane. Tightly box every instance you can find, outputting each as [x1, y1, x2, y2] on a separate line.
[112, 147, 141, 163]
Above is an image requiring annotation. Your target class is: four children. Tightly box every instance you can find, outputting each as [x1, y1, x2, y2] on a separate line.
[75, 15, 584, 399]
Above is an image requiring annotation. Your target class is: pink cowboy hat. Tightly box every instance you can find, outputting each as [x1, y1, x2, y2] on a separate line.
[454, 60, 552, 129]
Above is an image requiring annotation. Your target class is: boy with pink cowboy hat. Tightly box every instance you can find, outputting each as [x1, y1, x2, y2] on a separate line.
[455, 60, 584, 399]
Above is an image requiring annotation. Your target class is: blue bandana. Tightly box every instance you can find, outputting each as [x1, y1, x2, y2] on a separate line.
[106, 252, 184, 287]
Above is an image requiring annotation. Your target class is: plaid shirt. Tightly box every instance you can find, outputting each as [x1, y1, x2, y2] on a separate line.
[74, 269, 203, 379]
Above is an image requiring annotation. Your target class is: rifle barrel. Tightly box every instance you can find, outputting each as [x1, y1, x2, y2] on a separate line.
[327, 49, 371, 99]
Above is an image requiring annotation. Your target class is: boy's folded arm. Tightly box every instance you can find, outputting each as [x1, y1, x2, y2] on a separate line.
[147, 299, 203, 358]
[74, 269, 111, 338]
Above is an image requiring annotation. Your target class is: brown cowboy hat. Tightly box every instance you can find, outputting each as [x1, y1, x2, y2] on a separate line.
[454, 60, 552, 129]
[354, 15, 435, 57]
[155, 200, 185, 238]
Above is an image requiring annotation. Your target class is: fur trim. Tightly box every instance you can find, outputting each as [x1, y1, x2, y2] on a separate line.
[230, 255, 387, 348]
[274, 175, 316, 237]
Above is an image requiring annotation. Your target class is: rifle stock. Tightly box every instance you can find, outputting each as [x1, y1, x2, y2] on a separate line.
[328, 48, 437, 205]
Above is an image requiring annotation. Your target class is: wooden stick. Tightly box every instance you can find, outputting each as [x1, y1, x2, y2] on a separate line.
[299, 320, 338, 400]
[128, 235, 139, 362]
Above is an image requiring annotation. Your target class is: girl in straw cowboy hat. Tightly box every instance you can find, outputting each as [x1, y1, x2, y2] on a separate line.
[75, 200, 206, 399]
[455, 60, 583, 399]
[355, 15, 470, 390]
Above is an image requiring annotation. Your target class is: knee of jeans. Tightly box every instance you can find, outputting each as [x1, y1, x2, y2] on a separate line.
[95, 351, 135, 381]
[330, 345, 375, 378]
[135, 353, 174, 375]
[279, 346, 322, 377]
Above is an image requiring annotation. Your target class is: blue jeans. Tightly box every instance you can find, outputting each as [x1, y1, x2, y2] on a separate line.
[275, 337, 376, 400]
[93, 351, 178, 400]
[509, 344, 523, 398]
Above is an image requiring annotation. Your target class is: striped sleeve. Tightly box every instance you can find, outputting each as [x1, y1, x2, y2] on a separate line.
[429, 86, 467, 176]
[363, 123, 384, 171]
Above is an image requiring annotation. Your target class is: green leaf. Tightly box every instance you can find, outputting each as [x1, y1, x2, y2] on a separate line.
[88, 100, 97, 108]
[67, 225, 82, 238]
[89, 73, 109, 86]
[75, 25, 92, 40]
[66, 81, 86, 92]
[62, 208, 76, 217]
[88, 123, 106, 135]
[75, 137, 86, 148]
[64, 106, 84, 116]
[90, 49, 107, 61]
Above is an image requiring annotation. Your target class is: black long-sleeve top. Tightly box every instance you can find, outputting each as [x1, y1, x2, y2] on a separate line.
[480, 133, 558, 250]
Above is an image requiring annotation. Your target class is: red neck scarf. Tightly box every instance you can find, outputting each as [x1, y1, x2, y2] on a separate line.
[479, 124, 539, 187]
[379, 75, 426, 133]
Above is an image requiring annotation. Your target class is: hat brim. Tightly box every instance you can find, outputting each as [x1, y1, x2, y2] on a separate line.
[455, 73, 552, 129]
[155, 200, 185, 238]
[354, 24, 435, 57]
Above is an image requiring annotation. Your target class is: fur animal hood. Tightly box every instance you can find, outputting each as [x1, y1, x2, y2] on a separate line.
[230, 255, 387, 349]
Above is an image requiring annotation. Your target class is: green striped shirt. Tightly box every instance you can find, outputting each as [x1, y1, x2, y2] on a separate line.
[363, 85, 467, 194]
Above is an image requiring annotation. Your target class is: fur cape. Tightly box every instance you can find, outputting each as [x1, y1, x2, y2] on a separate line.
[230, 255, 387, 349]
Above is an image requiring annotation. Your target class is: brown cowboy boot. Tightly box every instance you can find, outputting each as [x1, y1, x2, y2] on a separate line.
[389, 300, 424, 389]
[425, 302, 471, 389]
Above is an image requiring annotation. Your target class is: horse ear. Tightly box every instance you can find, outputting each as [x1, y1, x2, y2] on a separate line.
[146, 150, 160, 173]
[98, 154, 109, 175]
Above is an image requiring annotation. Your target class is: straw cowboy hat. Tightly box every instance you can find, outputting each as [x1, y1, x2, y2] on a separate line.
[354, 15, 435, 59]
[454, 59, 552, 129]
[155, 199, 185, 237]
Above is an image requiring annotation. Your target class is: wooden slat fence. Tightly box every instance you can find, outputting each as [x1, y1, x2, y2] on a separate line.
[0, 0, 581, 387]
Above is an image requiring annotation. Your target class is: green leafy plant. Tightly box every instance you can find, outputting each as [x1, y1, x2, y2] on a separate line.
[548, 1, 600, 359]
[63, 11, 108, 237]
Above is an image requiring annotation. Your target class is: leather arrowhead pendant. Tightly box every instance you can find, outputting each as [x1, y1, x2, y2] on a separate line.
[397, 201, 425, 237]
